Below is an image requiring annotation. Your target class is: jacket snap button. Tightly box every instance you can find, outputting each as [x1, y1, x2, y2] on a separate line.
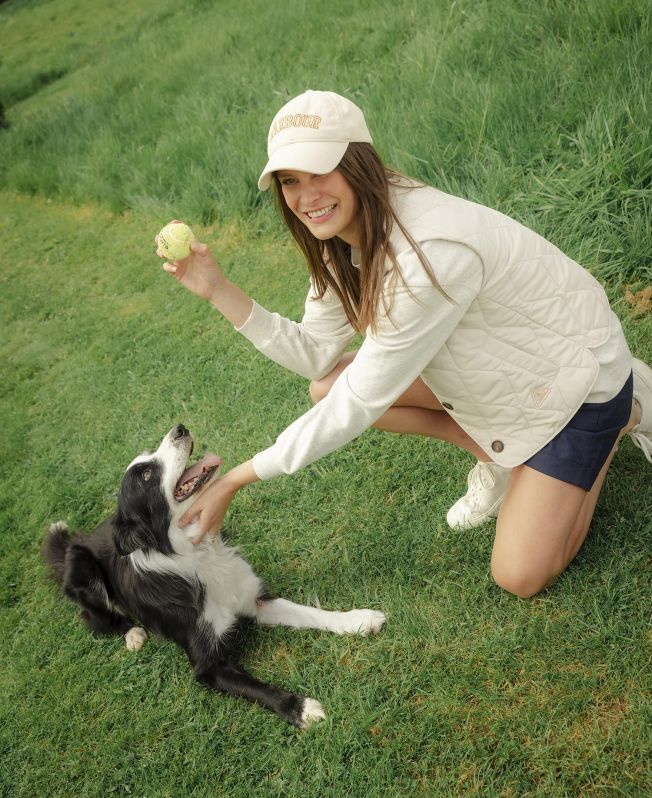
[491, 440, 504, 453]
[442, 402, 454, 410]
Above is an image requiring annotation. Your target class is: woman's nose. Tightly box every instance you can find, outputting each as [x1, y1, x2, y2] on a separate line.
[300, 179, 322, 205]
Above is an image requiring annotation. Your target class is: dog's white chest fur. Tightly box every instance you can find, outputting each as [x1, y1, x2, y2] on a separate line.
[195, 539, 261, 638]
[130, 529, 261, 640]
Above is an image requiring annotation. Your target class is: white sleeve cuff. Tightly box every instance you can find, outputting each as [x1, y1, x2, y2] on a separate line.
[251, 449, 283, 481]
[234, 301, 277, 348]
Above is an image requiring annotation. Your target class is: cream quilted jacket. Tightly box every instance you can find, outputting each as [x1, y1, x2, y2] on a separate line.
[389, 183, 629, 466]
[240, 183, 631, 479]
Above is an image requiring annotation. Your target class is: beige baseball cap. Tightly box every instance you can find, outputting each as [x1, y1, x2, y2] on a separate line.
[257, 90, 373, 191]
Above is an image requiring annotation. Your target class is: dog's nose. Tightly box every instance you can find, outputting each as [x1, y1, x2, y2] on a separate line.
[173, 424, 189, 439]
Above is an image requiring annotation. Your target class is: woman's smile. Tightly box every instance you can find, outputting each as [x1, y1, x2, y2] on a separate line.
[304, 203, 337, 221]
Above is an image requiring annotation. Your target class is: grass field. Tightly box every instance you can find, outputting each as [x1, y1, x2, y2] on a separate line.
[1, 0, 651, 796]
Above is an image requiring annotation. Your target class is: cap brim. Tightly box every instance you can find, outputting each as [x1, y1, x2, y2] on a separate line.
[257, 140, 349, 191]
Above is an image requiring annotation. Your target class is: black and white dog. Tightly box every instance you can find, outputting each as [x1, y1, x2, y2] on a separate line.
[43, 424, 385, 728]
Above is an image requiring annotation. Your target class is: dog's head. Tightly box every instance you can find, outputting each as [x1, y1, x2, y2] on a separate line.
[113, 424, 222, 556]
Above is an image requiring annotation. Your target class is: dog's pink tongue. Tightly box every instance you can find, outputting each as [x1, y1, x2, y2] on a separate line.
[177, 453, 222, 487]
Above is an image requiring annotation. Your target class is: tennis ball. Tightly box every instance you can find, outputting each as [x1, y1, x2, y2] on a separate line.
[156, 222, 195, 261]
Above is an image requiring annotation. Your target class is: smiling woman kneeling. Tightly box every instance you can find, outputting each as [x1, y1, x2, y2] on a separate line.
[158, 90, 652, 598]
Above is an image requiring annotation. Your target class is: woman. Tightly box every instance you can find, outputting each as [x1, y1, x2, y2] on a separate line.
[159, 90, 651, 598]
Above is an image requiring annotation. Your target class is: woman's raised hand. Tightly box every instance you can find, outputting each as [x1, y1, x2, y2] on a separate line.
[156, 222, 225, 302]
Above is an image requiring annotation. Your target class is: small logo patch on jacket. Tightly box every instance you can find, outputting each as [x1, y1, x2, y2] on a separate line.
[531, 386, 551, 407]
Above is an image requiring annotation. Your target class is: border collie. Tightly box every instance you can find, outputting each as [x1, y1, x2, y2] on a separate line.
[43, 424, 385, 728]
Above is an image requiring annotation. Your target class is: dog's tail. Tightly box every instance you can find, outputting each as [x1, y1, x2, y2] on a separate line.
[42, 521, 71, 585]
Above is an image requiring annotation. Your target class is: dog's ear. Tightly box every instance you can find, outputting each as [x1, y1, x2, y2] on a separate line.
[113, 461, 173, 556]
[113, 514, 150, 556]
[113, 504, 173, 556]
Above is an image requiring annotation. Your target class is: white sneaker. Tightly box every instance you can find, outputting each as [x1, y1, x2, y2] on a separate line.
[447, 461, 512, 530]
[629, 358, 652, 464]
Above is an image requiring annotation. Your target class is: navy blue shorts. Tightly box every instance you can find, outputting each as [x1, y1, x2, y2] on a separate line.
[524, 372, 633, 491]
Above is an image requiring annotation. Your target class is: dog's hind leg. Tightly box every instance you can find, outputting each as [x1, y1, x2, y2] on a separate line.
[193, 659, 325, 729]
[63, 543, 135, 640]
[42, 521, 72, 584]
[255, 597, 386, 636]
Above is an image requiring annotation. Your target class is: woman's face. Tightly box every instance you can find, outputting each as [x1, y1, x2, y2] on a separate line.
[277, 169, 360, 247]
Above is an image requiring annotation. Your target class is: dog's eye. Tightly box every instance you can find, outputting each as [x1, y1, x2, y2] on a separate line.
[141, 468, 152, 482]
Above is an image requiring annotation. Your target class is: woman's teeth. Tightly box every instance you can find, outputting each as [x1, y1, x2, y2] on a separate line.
[306, 204, 336, 219]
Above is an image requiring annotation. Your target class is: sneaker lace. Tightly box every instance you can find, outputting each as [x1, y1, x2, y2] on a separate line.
[466, 463, 495, 509]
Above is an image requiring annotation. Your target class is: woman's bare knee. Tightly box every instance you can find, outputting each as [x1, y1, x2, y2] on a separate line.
[309, 353, 355, 404]
[309, 378, 328, 404]
[491, 556, 555, 599]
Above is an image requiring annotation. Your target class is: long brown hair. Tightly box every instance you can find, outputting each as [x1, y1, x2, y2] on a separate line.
[272, 142, 450, 333]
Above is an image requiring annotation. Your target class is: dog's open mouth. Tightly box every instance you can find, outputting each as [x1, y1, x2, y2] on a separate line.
[174, 454, 222, 502]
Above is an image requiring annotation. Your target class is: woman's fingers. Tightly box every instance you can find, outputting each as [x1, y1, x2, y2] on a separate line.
[178, 503, 199, 528]
[178, 480, 230, 544]
[189, 240, 209, 256]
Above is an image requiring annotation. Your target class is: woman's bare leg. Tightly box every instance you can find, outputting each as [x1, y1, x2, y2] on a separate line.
[309, 352, 489, 460]
[491, 402, 640, 598]
[314, 355, 643, 597]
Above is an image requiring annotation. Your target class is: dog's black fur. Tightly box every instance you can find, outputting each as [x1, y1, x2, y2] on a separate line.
[43, 424, 384, 727]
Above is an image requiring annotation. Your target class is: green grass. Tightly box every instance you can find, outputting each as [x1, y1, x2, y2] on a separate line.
[1, 0, 651, 796]
[1, 0, 651, 286]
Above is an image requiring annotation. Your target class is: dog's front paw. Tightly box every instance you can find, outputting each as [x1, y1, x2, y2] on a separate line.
[299, 698, 326, 729]
[338, 609, 386, 636]
[125, 626, 148, 651]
